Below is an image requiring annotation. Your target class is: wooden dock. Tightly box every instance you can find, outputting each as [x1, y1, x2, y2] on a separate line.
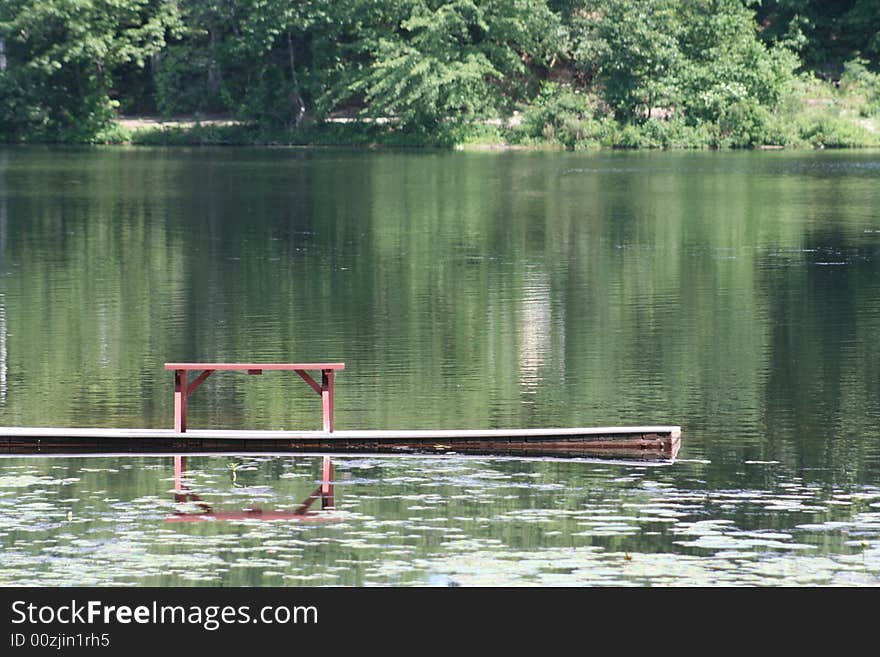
[0, 425, 681, 459]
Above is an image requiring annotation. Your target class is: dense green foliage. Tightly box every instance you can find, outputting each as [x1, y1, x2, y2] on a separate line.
[0, 0, 181, 141]
[753, 1, 880, 76]
[1, 0, 879, 146]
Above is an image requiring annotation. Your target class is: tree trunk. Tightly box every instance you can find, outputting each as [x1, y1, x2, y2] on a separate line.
[74, 63, 83, 101]
[207, 28, 221, 97]
[96, 59, 105, 94]
[287, 32, 305, 126]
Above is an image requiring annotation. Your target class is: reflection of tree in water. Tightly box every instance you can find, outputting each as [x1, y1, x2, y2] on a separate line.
[762, 227, 880, 480]
[519, 269, 558, 395]
[0, 150, 6, 404]
[0, 296, 6, 406]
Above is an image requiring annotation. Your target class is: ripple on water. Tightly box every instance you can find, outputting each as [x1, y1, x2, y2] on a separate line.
[1, 456, 880, 586]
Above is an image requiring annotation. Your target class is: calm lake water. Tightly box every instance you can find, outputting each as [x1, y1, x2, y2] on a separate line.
[1, 147, 879, 585]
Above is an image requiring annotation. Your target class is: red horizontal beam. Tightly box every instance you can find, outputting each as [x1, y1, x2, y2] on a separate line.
[165, 363, 344, 371]
[165, 512, 338, 523]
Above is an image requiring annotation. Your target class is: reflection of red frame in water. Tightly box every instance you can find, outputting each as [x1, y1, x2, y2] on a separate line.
[165, 455, 339, 523]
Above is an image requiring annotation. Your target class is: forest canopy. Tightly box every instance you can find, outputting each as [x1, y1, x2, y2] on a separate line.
[1, 0, 878, 147]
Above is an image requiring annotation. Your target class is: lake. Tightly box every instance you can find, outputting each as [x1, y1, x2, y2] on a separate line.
[0, 147, 879, 585]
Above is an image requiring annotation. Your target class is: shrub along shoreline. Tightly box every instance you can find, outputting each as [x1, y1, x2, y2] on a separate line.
[56, 62, 880, 150]
[110, 81, 880, 151]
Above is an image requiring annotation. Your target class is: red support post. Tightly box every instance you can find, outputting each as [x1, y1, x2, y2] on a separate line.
[321, 369, 334, 433]
[174, 455, 186, 492]
[321, 456, 334, 509]
[173, 369, 187, 433]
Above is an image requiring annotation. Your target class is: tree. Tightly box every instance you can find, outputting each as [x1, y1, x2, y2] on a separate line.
[154, 0, 354, 126]
[842, 0, 880, 66]
[0, 0, 181, 140]
[593, 0, 682, 121]
[753, 0, 880, 75]
[338, 0, 562, 131]
[152, 0, 242, 116]
[232, 0, 327, 127]
[676, 0, 797, 126]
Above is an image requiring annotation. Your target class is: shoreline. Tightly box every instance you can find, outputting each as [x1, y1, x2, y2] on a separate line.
[2, 113, 878, 151]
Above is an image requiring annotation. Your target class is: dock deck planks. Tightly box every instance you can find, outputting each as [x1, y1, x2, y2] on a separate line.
[0, 425, 681, 459]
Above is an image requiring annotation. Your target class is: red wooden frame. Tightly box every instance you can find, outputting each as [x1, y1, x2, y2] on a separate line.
[164, 362, 344, 433]
[169, 455, 336, 522]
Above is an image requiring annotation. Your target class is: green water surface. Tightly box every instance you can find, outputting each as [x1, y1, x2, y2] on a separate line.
[0, 147, 878, 585]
